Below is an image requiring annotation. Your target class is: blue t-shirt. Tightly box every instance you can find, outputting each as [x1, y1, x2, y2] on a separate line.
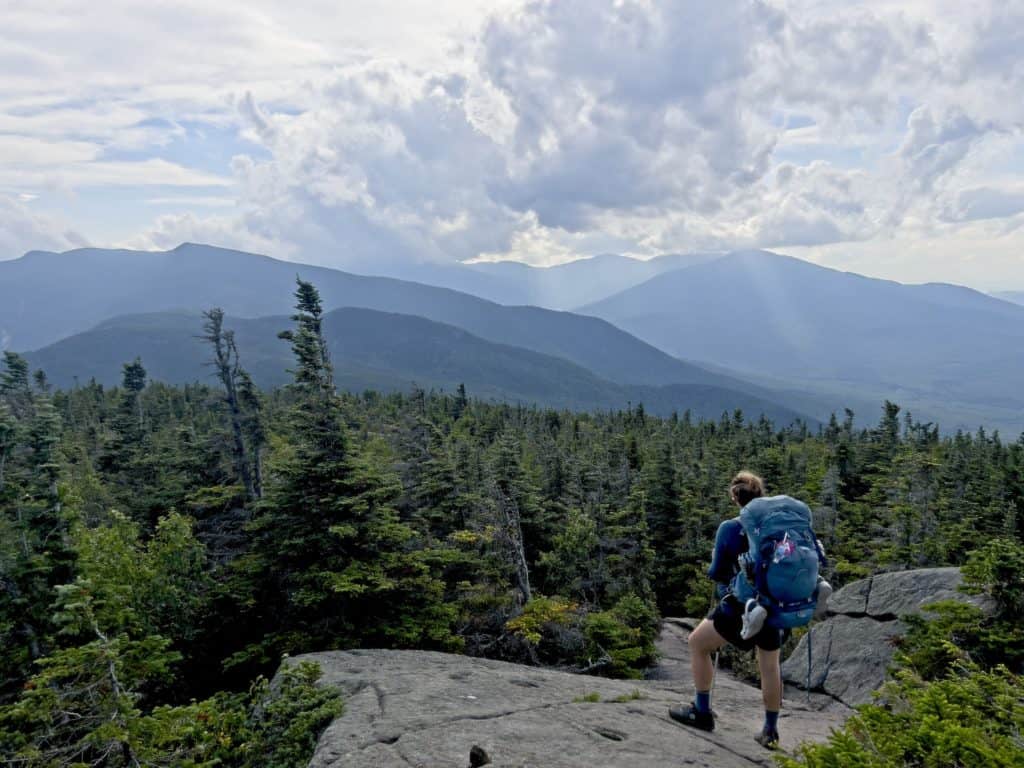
[707, 517, 747, 599]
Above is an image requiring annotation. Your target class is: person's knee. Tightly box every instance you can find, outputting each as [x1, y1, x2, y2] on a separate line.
[688, 620, 722, 655]
[687, 629, 702, 652]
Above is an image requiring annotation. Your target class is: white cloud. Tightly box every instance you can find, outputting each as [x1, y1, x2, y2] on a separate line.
[0, 195, 88, 259]
[941, 186, 1024, 223]
[120, 210, 282, 257]
[3, 0, 1024, 285]
[899, 107, 994, 193]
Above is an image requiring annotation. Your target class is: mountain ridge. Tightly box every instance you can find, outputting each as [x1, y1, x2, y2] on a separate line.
[578, 249, 1024, 434]
[23, 308, 814, 425]
[992, 290, 1024, 306]
[355, 250, 723, 309]
[1, 243, 753, 393]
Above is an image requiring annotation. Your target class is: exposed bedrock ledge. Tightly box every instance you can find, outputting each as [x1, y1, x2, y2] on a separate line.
[296, 620, 849, 768]
[782, 567, 993, 707]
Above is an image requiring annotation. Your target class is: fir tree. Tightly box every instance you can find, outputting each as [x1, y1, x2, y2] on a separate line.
[245, 278, 457, 662]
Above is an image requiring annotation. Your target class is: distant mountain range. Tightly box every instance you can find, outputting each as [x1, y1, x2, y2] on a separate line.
[23, 309, 812, 425]
[365, 252, 722, 309]
[579, 250, 1024, 434]
[5, 242, 1023, 434]
[993, 291, 1024, 306]
[0, 244, 737, 391]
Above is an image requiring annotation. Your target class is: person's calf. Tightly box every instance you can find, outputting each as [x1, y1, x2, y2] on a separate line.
[755, 647, 783, 712]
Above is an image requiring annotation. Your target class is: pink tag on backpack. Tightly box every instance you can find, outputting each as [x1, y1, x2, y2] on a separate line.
[772, 534, 795, 563]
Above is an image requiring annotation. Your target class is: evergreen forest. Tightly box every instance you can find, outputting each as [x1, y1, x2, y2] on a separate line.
[2, 279, 1022, 766]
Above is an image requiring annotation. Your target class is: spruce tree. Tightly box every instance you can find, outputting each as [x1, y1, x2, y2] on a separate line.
[641, 441, 684, 611]
[0, 512, 204, 766]
[0, 402, 15, 491]
[247, 278, 456, 662]
[0, 352, 31, 420]
[598, 487, 655, 605]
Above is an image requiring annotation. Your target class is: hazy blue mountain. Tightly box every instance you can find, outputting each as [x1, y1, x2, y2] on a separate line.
[0, 243, 754, 394]
[579, 250, 1024, 434]
[992, 290, 1024, 306]
[365, 251, 723, 309]
[23, 309, 812, 425]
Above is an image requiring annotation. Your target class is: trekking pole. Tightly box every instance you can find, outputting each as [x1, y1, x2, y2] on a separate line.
[805, 625, 812, 705]
[707, 592, 720, 702]
[711, 650, 720, 700]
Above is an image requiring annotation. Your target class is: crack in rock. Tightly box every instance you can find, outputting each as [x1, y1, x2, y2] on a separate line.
[356, 699, 574, 749]
[831, 611, 901, 622]
[370, 682, 386, 719]
[303, 643, 854, 767]
[679, 725, 774, 767]
[392, 741, 419, 768]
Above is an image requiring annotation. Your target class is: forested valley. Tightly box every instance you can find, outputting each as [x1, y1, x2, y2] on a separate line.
[2, 280, 1022, 766]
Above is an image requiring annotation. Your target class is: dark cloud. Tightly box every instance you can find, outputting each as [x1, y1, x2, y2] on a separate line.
[121, 0, 1024, 276]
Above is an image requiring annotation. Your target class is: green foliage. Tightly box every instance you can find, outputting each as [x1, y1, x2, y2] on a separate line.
[243, 661, 344, 768]
[129, 661, 342, 768]
[506, 595, 579, 645]
[896, 539, 1024, 678]
[572, 692, 601, 703]
[0, 511, 211, 765]
[961, 538, 1024, 619]
[897, 601, 988, 680]
[74, 511, 208, 637]
[779, 664, 1024, 768]
[0, 583, 181, 766]
[1, 644, 340, 768]
[538, 508, 599, 600]
[582, 593, 659, 679]
[4, 289, 1024, 759]
[608, 688, 645, 702]
[240, 280, 459, 664]
[786, 537, 1024, 766]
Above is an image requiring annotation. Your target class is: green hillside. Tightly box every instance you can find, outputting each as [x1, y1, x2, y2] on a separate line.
[24, 308, 812, 425]
[580, 250, 1024, 433]
[1, 243, 752, 393]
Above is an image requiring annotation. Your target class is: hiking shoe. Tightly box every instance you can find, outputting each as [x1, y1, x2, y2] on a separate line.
[814, 580, 833, 619]
[740, 599, 768, 640]
[668, 702, 715, 732]
[755, 727, 780, 749]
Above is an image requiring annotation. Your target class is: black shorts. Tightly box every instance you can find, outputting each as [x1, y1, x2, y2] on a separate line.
[709, 595, 784, 652]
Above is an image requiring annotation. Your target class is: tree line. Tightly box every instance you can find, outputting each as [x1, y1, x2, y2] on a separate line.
[1, 278, 1022, 765]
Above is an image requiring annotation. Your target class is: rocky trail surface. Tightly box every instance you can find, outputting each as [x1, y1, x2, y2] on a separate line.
[297, 567, 982, 766]
[299, 619, 850, 768]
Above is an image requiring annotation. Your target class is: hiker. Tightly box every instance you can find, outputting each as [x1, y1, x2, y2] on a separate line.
[669, 471, 829, 749]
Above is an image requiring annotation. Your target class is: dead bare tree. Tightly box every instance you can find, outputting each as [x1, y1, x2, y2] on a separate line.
[200, 309, 263, 502]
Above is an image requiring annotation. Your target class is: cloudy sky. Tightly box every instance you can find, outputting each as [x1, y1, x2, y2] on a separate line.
[2, 0, 1023, 289]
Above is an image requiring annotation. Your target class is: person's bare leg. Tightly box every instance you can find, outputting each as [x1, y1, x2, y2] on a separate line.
[670, 618, 729, 728]
[755, 645, 783, 747]
[688, 618, 728, 692]
[756, 647, 782, 711]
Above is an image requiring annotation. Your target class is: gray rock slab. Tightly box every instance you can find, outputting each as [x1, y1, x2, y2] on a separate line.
[865, 567, 971, 618]
[786, 566, 993, 707]
[782, 615, 906, 706]
[298, 624, 851, 768]
[827, 577, 871, 616]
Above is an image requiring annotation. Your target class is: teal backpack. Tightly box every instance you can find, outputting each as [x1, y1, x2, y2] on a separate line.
[731, 495, 824, 629]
